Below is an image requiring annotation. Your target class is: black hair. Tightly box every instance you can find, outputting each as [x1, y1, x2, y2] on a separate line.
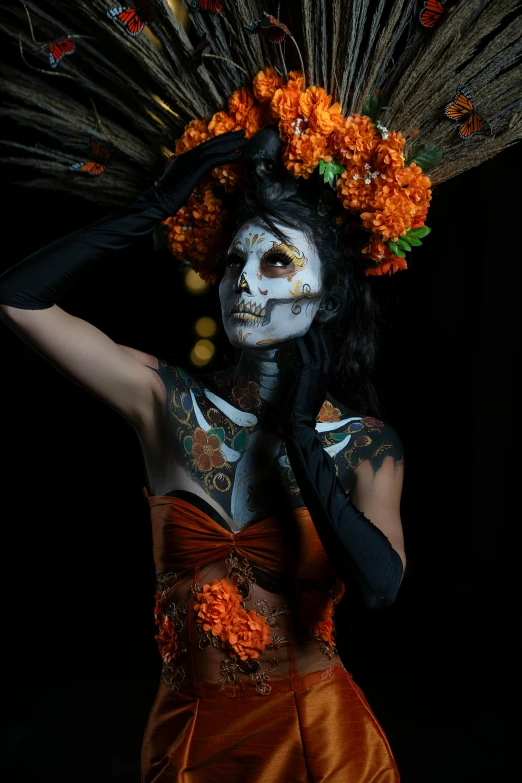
[220, 189, 382, 416]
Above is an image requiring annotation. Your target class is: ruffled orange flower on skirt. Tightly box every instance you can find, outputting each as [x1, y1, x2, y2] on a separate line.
[154, 592, 179, 665]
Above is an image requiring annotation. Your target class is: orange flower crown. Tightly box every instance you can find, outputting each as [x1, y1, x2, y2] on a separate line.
[162, 67, 433, 282]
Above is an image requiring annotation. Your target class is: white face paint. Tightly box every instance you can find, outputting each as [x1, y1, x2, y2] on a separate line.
[219, 218, 323, 348]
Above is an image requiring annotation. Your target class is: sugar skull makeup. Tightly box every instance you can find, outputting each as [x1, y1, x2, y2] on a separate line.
[219, 218, 323, 348]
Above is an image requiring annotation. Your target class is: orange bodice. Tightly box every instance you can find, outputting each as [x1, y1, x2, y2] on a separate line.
[144, 492, 347, 698]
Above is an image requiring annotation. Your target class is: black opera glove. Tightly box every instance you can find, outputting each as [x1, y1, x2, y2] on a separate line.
[281, 328, 404, 610]
[0, 130, 246, 310]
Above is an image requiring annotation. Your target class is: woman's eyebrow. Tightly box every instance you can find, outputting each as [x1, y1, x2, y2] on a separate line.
[226, 240, 247, 258]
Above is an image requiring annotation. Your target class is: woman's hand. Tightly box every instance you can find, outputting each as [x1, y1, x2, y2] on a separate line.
[149, 129, 246, 216]
[281, 326, 331, 432]
[280, 325, 404, 610]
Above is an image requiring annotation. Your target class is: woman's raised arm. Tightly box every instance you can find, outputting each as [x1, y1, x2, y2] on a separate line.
[0, 131, 245, 423]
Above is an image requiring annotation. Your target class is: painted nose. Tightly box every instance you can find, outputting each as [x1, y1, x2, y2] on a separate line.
[234, 272, 251, 295]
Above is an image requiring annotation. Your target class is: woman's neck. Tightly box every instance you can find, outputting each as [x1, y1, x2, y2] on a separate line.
[234, 343, 295, 407]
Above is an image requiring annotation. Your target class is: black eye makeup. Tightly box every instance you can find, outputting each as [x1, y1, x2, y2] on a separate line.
[260, 245, 297, 278]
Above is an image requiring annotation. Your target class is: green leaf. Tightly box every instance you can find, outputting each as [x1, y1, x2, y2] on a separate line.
[153, 223, 167, 251]
[231, 428, 248, 452]
[408, 226, 431, 239]
[396, 238, 411, 252]
[387, 240, 406, 258]
[208, 427, 225, 443]
[318, 158, 345, 186]
[405, 235, 422, 247]
[406, 145, 442, 173]
[183, 436, 193, 454]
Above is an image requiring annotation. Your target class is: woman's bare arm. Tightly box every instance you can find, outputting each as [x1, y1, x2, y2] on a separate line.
[1, 304, 159, 425]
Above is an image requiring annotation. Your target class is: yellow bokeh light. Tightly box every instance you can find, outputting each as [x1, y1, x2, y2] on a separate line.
[194, 339, 215, 361]
[190, 339, 215, 367]
[195, 316, 217, 338]
[184, 268, 210, 296]
[190, 349, 209, 367]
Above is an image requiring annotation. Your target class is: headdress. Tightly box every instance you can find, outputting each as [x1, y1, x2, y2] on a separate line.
[1, 1, 521, 281]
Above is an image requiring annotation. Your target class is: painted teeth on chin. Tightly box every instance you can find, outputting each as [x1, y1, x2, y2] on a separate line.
[234, 300, 266, 317]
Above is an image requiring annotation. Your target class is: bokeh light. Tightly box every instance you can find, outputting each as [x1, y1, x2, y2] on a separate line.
[190, 339, 215, 367]
[195, 316, 217, 338]
[184, 268, 211, 296]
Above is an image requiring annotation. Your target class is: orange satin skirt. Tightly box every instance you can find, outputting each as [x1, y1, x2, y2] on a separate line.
[141, 667, 400, 782]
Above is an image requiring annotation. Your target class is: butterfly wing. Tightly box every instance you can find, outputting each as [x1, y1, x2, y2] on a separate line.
[136, 0, 155, 23]
[265, 13, 292, 37]
[445, 85, 475, 120]
[90, 139, 112, 165]
[190, 0, 223, 14]
[246, 13, 290, 44]
[69, 160, 106, 175]
[107, 7, 145, 36]
[419, 0, 445, 28]
[459, 112, 491, 140]
[48, 38, 76, 69]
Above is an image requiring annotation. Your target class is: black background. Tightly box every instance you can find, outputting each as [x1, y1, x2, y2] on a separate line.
[1, 84, 520, 783]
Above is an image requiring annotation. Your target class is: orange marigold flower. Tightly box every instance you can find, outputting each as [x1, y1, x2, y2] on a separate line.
[228, 87, 255, 125]
[154, 592, 179, 665]
[365, 256, 408, 276]
[283, 128, 330, 178]
[191, 426, 226, 471]
[317, 400, 342, 422]
[253, 66, 284, 103]
[208, 111, 238, 137]
[271, 79, 302, 122]
[242, 103, 270, 138]
[361, 191, 414, 242]
[194, 578, 243, 637]
[211, 162, 243, 192]
[226, 607, 272, 661]
[298, 86, 343, 135]
[175, 119, 210, 154]
[331, 114, 378, 164]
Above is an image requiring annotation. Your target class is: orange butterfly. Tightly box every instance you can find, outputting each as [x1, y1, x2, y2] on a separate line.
[245, 12, 292, 44]
[106, 2, 154, 36]
[69, 138, 111, 176]
[190, 0, 223, 14]
[444, 84, 491, 140]
[419, 0, 445, 28]
[47, 38, 75, 69]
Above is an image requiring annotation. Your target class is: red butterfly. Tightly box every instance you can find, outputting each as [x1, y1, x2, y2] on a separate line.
[69, 138, 111, 176]
[106, 1, 154, 36]
[444, 85, 491, 140]
[189, 0, 223, 14]
[47, 38, 75, 69]
[419, 0, 445, 28]
[245, 12, 292, 44]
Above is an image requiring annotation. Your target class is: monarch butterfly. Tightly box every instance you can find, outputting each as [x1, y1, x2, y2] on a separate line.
[189, 0, 223, 14]
[47, 38, 75, 69]
[106, 1, 154, 36]
[69, 138, 111, 176]
[245, 12, 292, 44]
[445, 84, 491, 140]
[419, 0, 445, 28]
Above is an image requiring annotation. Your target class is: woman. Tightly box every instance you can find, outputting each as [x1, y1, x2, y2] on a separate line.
[0, 127, 404, 781]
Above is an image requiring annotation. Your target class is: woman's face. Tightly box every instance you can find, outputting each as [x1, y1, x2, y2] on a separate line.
[219, 218, 323, 348]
